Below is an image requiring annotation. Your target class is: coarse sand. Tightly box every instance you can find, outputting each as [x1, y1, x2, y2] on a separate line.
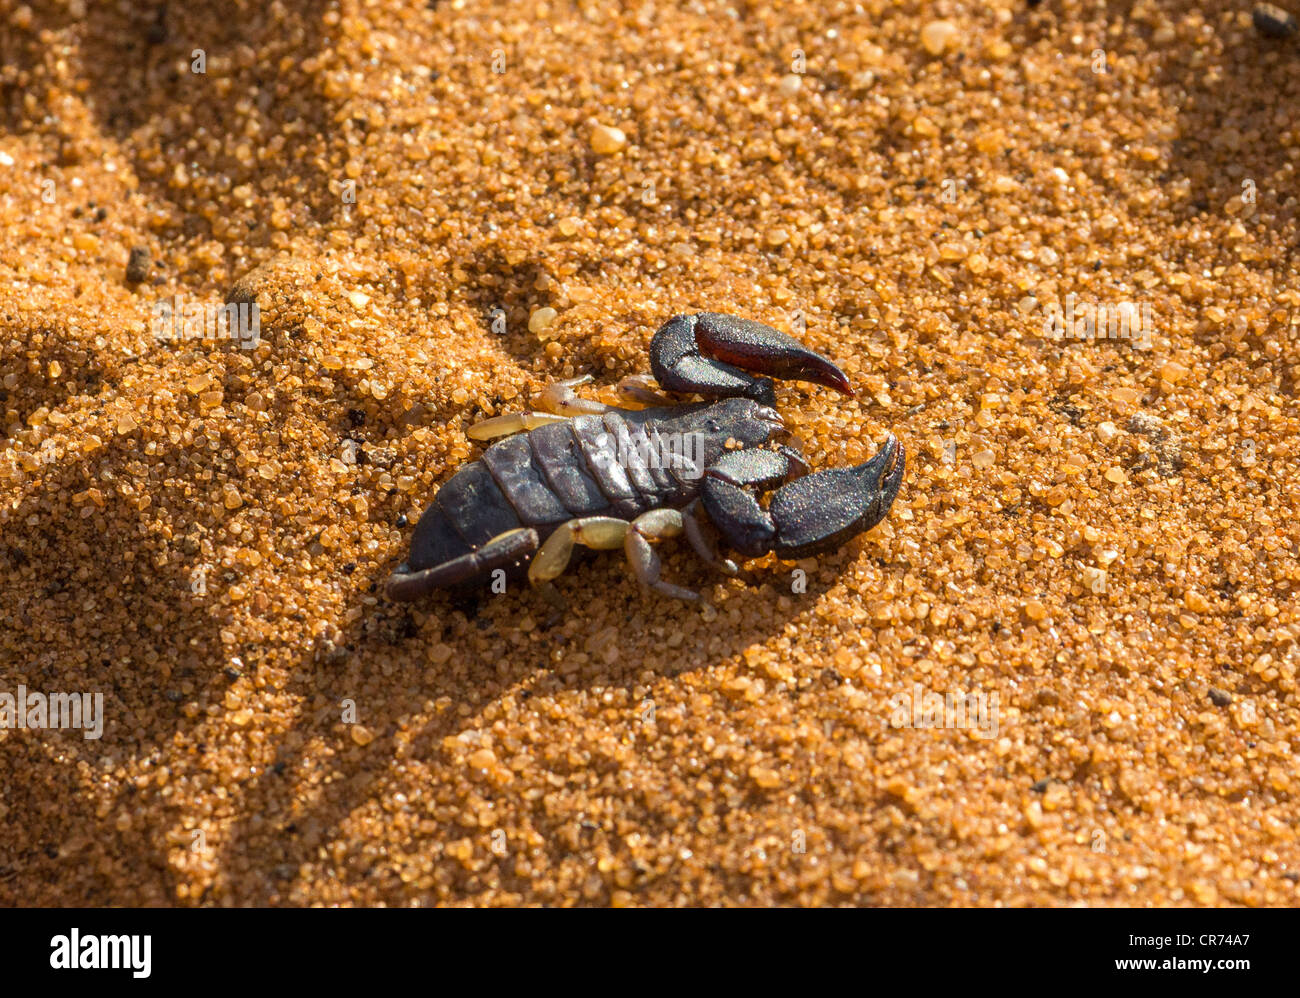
[1, 0, 1299, 906]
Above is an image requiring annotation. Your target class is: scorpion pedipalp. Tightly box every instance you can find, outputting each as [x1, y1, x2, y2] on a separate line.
[702, 434, 904, 561]
[649, 312, 854, 404]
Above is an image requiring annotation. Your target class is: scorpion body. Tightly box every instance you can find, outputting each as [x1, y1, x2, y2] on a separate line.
[405, 400, 775, 580]
[388, 313, 905, 602]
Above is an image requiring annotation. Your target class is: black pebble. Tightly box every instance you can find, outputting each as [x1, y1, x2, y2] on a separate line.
[395, 514, 408, 528]
[347, 408, 366, 427]
[1208, 688, 1233, 707]
[1031, 778, 1050, 792]
[1254, 3, 1298, 38]
[125, 246, 151, 284]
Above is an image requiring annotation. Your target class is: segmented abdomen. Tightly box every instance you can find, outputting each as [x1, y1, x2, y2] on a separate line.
[408, 409, 696, 573]
[496, 409, 697, 522]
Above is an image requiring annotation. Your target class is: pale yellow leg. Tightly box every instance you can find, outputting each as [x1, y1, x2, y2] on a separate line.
[612, 373, 676, 408]
[477, 374, 676, 441]
[624, 509, 700, 601]
[467, 411, 569, 441]
[527, 509, 698, 600]
[539, 374, 610, 416]
[529, 516, 629, 583]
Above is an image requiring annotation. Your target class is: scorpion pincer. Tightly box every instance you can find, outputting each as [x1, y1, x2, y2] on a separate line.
[386, 312, 905, 602]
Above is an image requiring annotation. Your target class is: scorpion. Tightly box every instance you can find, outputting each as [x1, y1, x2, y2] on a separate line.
[386, 312, 905, 603]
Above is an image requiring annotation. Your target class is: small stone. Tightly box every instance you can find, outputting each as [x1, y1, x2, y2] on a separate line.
[529, 306, 557, 333]
[1184, 591, 1211, 613]
[1253, 4, 1297, 39]
[1080, 566, 1108, 593]
[125, 246, 151, 284]
[351, 725, 375, 746]
[1208, 688, 1233, 707]
[749, 765, 782, 789]
[778, 73, 802, 96]
[920, 20, 959, 55]
[1104, 467, 1126, 484]
[1159, 360, 1188, 384]
[590, 123, 626, 155]
[1024, 600, 1047, 621]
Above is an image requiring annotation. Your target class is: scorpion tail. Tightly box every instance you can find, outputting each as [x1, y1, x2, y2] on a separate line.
[386, 527, 539, 601]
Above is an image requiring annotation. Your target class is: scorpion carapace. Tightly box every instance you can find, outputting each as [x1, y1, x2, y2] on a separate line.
[387, 312, 905, 602]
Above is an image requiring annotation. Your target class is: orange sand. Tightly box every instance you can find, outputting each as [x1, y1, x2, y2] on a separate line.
[1, 0, 1298, 905]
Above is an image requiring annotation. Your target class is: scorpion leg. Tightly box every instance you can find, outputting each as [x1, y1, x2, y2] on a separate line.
[682, 499, 739, 576]
[538, 374, 611, 416]
[702, 435, 905, 561]
[528, 516, 629, 584]
[610, 373, 677, 408]
[623, 508, 701, 601]
[542, 373, 672, 412]
[528, 510, 701, 601]
[467, 411, 568, 442]
[468, 375, 618, 441]
[386, 526, 539, 601]
[650, 312, 853, 404]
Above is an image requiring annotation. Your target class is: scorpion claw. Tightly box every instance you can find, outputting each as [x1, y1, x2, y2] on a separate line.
[769, 434, 904, 559]
[701, 435, 904, 561]
[650, 312, 853, 403]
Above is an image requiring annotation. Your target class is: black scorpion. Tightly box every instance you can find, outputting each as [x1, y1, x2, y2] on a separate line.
[386, 313, 905, 602]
